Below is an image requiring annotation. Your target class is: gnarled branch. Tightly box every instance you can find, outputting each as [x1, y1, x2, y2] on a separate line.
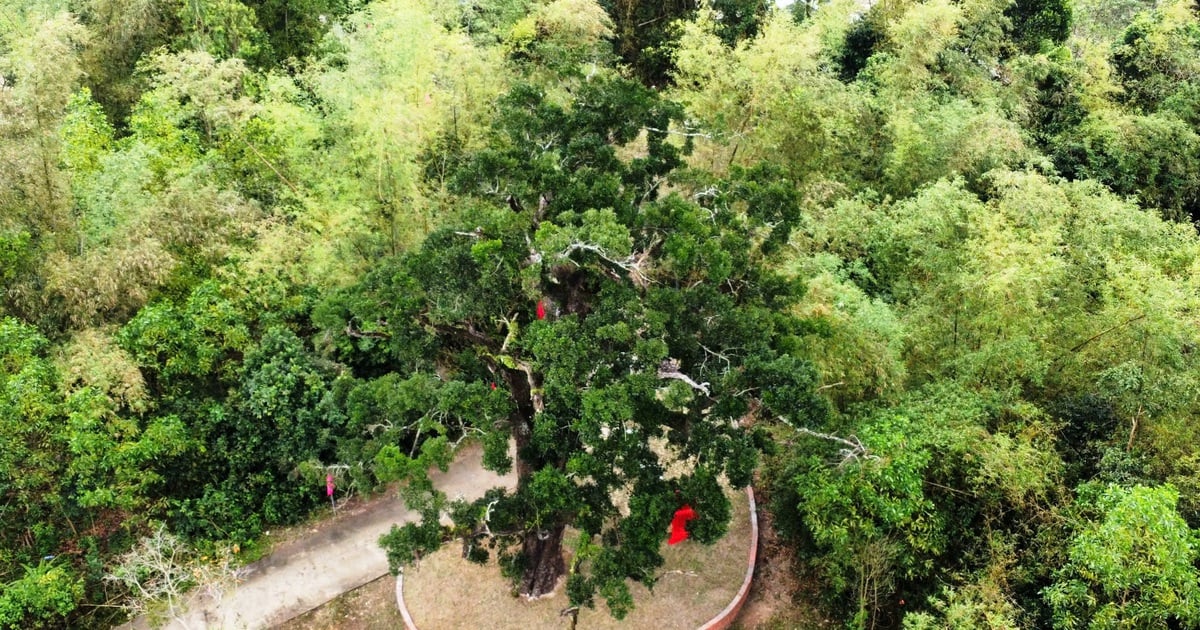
[345, 322, 390, 339]
[781, 420, 879, 467]
[556, 241, 656, 288]
[657, 358, 710, 396]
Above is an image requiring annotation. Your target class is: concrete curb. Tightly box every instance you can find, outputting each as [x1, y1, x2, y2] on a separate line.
[396, 572, 418, 630]
[396, 487, 759, 630]
[697, 487, 758, 630]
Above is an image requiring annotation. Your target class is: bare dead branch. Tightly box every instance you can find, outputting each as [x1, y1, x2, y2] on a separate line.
[345, 322, 390, 339]
[657, 358, 710, 395]
[242, 138, 299, 196]
[556, 241, 655, 288]
[1068, 313, 1146, 353]
[782, 421, 880, 467]
[642, 126, 714, 139]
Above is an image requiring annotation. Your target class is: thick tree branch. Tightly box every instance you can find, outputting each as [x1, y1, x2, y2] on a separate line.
[657, 358, 710, 395]
[556, 241, 655, 288]
[782, 421, 879, 467]
[431, 321, 494, 349]
[345, 322, 390, 339]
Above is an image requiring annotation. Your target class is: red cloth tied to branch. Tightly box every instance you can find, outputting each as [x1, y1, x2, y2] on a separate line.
[536, 299, 546, 320]
[668, 505, 696, 545]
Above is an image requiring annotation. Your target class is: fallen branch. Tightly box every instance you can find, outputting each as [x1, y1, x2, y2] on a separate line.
[643, 125, 715, 139]
[243, 138, 299, 196]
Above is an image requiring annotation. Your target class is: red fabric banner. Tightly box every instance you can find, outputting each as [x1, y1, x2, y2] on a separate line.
[668, 505, 696, 545]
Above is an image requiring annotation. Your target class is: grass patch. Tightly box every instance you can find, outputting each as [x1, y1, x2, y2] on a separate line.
[401, 488, 753, 629]
[278, 576, 404, 630]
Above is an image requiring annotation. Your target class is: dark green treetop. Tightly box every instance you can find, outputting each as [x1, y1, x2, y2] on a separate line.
[318, 76, 825, 616]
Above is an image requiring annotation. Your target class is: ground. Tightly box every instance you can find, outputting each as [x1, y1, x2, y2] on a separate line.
[399, 488, 753, 630]
[119, 443, 515, 630]
[122, 440, 832, 630]
[280, 490, 836, 630]
[279, 576, 404, 630]
[732, 481, 835, 629]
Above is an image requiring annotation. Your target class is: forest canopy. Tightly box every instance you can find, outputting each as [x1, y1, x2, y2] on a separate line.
[2, 0, 1200, 627]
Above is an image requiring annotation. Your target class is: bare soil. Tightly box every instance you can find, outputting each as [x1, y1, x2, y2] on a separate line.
[731, 483, 835, 630]
[281, 483, 835, 630]
[401, 489, 753, 630]
[278, 576, 404, 630]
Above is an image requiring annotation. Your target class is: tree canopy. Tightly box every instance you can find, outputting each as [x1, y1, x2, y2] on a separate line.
[3, 0, 1200, 627]
[322, 75, 826, 611]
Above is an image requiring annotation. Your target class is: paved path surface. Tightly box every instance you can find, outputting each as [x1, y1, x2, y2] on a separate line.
[124, 443, 515, 630]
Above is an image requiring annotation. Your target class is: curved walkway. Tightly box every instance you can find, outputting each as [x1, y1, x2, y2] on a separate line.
[122, 443, 515, 630]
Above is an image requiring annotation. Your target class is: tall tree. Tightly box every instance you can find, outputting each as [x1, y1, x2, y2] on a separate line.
[320, 77, 825, 614]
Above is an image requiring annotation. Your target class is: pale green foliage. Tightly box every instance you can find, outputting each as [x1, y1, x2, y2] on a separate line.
[506, 0, 614, 72]
[1045, 484, 1200, 628]
[1071, 0, 1151, 42]
[904, 544, 1027, 629]
[0, 0, 69, 19]
[787, 269, 907, 407]
[177, 0, 266, 60]
[674, 8, 868, 180]
[672, 3, 1031, 194]
[58, 88, 114, 176]
[43, 236, 174, 326]
[46, 51, 262, 325]
[882, 96, 1027, 197]
[0, 11, 87, 242]
[0, 563, 83, 629]
[44, 167, 259, 325]
[816, 172, 1200, 417]
[532, 0, 613, 41]
[297, 0, 508, 275]
[1058, 109, 1200, 221]
[875, 0, 962, 91]
[972, 426, 1061, 509]
[904, 584, 1022, 629]
[56, 328, 149, 414]
[140, 50, 257, 142]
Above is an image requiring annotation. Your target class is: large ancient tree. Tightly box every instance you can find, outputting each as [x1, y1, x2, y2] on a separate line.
[320, 76, 825, 616]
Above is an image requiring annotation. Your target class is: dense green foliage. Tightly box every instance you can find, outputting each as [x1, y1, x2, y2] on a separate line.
[2, 0, 1200, 627]
[345, 74, 826, 610]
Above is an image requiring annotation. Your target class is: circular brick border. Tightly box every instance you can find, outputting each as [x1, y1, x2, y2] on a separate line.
[396, 487, 758, 630]
[698, 487, 758, 630]
[396, 571, 418, 630]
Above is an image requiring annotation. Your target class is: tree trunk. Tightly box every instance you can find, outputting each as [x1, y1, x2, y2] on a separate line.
[501, 365, 564, 597]
[520, 523, 566, 597]
[503, 368, 538, 483]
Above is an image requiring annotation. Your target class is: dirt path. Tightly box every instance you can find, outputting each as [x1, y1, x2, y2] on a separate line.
[123, 443, 515, 630]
